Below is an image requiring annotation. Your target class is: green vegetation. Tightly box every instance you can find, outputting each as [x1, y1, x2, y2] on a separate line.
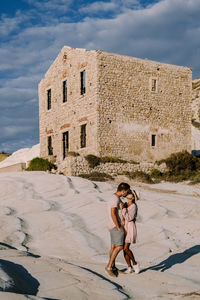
[124, 170, 154, 184]
[191, 119, 200, 130]
[85, 154, 101, 168]
[0, 152, 11, 162]
[85, 154, 138, 168]
[82, 151, 200, 184]
[78, 172, 114, 182]
[100, 156, 128, 163]
[164, 151, 200, 173]
[121, 152, 200, 184]
[143, 151, 200, 184]
[26, 157, 57, 171]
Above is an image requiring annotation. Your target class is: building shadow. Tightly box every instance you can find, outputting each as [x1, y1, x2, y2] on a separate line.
[141, 245, 200, 273]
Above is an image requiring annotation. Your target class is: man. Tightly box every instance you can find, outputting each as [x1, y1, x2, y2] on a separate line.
[105, 182, 130, 277]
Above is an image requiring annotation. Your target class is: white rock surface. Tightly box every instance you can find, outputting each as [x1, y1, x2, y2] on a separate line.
[0, 172, 199, 299]
[0, 144, 40, 168]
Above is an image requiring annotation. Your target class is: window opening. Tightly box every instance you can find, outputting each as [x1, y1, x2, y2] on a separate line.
[47, 89, 51, 110]
[63, 131, 69, 159]
[80, 70, 86, 95]
[48, 136, 53, 155]
[152, 79, 157, 92]
[151, 134, 156, 147]
[63, 80, 67, 103]
[80, 124, 86, 148]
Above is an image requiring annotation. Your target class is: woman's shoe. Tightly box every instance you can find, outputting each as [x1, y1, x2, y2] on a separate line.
[124, 267, 133, 274]
[133, 264, 140, 274]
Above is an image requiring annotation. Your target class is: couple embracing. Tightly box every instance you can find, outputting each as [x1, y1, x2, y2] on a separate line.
[105, 182, 140, 277]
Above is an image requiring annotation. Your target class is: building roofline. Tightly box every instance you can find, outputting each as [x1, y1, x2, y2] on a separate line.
[39, 45, 192, 85]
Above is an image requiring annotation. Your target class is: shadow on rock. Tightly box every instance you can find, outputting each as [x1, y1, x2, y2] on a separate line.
[0, 259, 39, 295]
[142, 245, 200, 273]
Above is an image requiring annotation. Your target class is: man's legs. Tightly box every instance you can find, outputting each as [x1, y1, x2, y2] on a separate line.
[109, 244, 116, 268]
[106, 245, 123, 269]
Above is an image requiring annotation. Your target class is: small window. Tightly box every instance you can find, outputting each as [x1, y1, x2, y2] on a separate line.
[80, 124, 86, 148]
[62, 131, 69, 159]
[151, 79, 157, 92]
[80, 70, 86, 95]
[48, 136, 53, 155]
[151, 134, 156, 147]
[63, 80, 67, 103]
[47, 89, 51, 110]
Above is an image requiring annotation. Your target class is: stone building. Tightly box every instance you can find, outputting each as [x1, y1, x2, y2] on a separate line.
[39, 46, 192, 168]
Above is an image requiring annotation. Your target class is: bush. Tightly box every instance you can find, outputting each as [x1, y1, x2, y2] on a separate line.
[26, 157, 57, 171]
[150, 169, 163, 178]
[78, 172, 114, 182]
[129, 160, 139, 165]
[192, 119, 200, 129]
[189, 172, 200, 185]
[155, 159, 166, 166]
[101, 156, 127, 164]
[164, 151, 200, 173]
[125, 170, 154, 184]
[85, 154, 101, 168]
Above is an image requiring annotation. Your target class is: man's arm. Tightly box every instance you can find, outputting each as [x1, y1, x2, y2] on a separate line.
[111, 207, 121, 231]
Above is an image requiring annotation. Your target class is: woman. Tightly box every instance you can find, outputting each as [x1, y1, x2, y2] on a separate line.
[121, 191, 140, 274]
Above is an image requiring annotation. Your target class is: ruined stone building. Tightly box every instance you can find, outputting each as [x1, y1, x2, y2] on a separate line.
[39, 46, 192, 167]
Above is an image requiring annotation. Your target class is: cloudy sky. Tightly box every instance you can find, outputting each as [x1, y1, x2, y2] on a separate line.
[0, 0, 200, 153]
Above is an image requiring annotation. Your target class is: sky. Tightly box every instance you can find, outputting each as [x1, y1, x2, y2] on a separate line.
[0, 0, 200, 153]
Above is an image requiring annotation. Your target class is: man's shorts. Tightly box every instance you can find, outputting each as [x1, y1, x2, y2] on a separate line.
[110, 227, 125, 246]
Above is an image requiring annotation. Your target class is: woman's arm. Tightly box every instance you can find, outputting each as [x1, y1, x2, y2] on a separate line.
[122, 204, 137, 222]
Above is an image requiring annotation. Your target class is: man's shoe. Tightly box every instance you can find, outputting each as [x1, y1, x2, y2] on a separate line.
[113, 267, 125, 275]
[105, 267, 116, 277]
[133, 264, 140, 274]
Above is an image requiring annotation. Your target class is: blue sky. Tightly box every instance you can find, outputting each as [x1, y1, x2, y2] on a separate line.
[0, 0, 200, 153]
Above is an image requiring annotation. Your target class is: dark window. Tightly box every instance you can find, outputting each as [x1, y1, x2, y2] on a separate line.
[80, 70, 86, 95]
[63, 80, 67, 103]
[48, 136, 53, 155]
[62, 131, 69, 159]
[152, 79, 157, 92]
[151, 134, 156, 147]
[80, 124, 86, 148]
[47, 89, 51, 110]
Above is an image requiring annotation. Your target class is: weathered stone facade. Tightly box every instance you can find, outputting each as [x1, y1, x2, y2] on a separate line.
[39, 46, 192, 170]
[192, 78, 200, 153]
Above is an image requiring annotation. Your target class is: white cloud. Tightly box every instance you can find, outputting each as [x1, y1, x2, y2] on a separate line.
[79, 0, 140, 15]
[1, 0, 200, 152]
[80, 1, 118, 14]
[25, 0, 73, 13]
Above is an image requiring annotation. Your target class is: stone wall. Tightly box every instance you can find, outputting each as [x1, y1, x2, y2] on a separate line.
[58, 156, 166, 176]
[192, 78, 200, 153]
[97, 51, 192, 162]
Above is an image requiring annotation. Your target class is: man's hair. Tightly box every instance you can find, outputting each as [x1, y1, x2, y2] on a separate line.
[117, 182, 130, 191]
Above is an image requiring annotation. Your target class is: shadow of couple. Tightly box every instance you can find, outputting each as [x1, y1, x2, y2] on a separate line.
[141, 244, 200, 273]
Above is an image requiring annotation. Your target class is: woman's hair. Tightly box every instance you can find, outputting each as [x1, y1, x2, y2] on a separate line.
[127, 193, 135, 204]
[127, 193, 138, 219]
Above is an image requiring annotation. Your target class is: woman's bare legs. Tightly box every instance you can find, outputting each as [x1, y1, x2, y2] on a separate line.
[123, 242, 137, 267]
